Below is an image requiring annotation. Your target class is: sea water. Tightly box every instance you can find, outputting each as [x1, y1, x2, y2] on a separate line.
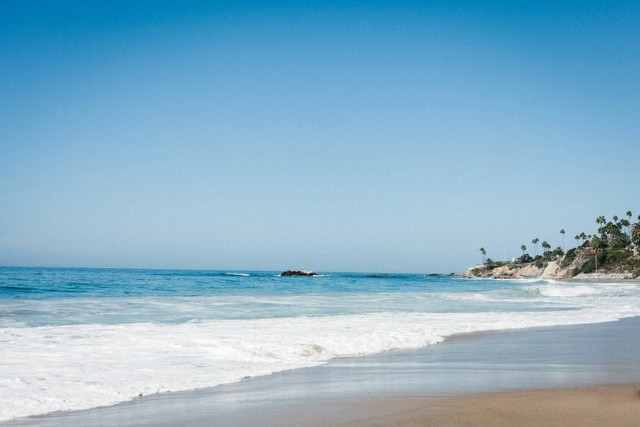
[1, 267, 640, 421]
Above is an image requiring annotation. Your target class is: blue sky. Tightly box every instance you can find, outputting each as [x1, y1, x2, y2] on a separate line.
[1, 1, 639, 272]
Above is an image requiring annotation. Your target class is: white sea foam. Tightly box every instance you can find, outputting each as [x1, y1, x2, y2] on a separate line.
[536, 285, 600, 297]
[1, 303, 639, 421]
[225, 273, 250, 276]
[2, 278, 640, 421]
[523, 282, 620, 298]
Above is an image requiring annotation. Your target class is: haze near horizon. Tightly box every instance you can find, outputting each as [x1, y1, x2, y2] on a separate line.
[1, 1, 639, 273]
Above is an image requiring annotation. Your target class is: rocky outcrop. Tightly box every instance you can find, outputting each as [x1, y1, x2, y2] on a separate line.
[465, 249, 640, 280]
[464, 252, 591, 280]
[464, 264, 487, 277]
[280, 270, 317, 277]
[465, 263, 545, 279]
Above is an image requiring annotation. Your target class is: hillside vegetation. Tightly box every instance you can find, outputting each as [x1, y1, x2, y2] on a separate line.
[470, 212, 640, 279]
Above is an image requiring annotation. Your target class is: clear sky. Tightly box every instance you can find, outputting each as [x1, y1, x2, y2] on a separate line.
[1, 1, 639, 273]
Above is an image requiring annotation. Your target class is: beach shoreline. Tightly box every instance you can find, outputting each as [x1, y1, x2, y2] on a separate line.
[323, 384, 640, 427]
[5, 315, 640, 426]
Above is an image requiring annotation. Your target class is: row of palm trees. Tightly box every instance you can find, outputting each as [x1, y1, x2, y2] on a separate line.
[587, 212, 640, 271]
[479, 211, 640, 265]
[590, 211, 639, 247]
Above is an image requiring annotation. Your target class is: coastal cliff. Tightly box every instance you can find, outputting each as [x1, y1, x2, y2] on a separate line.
[465, 260, 571, 279]
[469, 210, 640, 280]
[465, 249, 639, 280]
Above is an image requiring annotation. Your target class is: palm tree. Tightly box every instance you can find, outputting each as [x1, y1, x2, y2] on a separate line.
[620, 219, 631, 238]
[560, 229, 565, 250]
[612, 216, 620, 238]
[574, 234, 580, 247]
[579, 232, 587, 243]
[625, 211, 634, 238]
[532, 238, 539, 256]
[596, 216, 606, 237]
[521, 245, 527, 254]
[479, 247, 486, 264]
[590, 237, 606, 272]
[541, 241, 551, 255]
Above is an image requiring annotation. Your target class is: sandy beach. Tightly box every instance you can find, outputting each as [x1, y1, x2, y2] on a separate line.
[325, 385, 640, 427]
[5, 316, 640, 427]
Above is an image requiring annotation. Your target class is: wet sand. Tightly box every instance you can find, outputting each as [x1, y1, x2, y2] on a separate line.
[326, 385, 640, 427]
[4, 317, 640, 426]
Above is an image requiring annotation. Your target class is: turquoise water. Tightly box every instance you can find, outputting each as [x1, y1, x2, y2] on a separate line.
[2, 266, 640, 421]
[2, 267, 565, 327]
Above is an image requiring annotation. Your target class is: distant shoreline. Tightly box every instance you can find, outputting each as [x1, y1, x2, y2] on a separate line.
[464, 275, 640, 284]
[464, 249, 640, 281]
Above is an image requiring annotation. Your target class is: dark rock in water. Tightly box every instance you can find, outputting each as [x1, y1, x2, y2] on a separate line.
[280, 270, 317, 276]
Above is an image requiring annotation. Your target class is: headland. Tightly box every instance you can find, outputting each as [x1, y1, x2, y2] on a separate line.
[468, 212, 640, 280]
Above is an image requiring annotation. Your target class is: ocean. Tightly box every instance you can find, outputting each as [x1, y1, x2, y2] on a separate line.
[1, 267, 640, 421]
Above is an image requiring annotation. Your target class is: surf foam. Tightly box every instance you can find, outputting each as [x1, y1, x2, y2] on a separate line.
[1, 305, 638, 421]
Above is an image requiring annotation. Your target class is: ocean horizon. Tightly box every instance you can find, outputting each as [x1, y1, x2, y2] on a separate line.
[2, 266, 640, 421]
